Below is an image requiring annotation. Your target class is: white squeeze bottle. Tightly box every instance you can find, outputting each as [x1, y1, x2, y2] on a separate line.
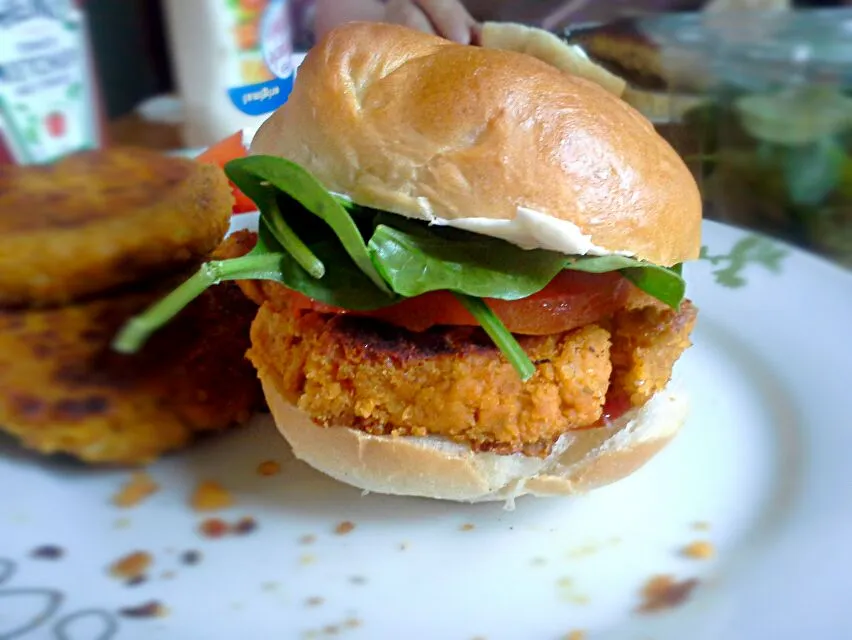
[163, 0, 295, 147]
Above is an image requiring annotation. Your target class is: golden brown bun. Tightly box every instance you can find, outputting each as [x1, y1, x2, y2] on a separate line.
[261, 377, 687, 503]
[251, 22, 701, 266]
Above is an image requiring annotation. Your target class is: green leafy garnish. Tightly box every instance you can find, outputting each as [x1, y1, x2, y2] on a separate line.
[453, 293, 536, 382]
[564, 255, 686, 309]
[225, 156, 390, 293]
[113, 156, 690, 380]
[367, 224, 567, 300]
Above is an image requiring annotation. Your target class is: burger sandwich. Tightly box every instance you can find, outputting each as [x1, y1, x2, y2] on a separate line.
[116, 22, 702, 503]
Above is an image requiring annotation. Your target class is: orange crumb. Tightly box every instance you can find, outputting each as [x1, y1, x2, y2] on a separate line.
[460, 523, 475, 532]
[334, 521, 355, 535]
[692, 521, 712, 531]
[681, 540, 715, 560]
[344, 618, 362, 629]
[190, 481, 233, 512]
[564, 631, 586, 640]
[109, 551, 152, 580]
[256, 460, 281, 476]
[199, 518, 230, 539]
[112, 473, 159, 508]
[638, 574, 700, 613]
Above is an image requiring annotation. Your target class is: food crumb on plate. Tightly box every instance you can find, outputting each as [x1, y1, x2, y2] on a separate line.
[234, 516, 258, 535]
[680, 540, 715, 560]
[334, 521, 356, 535]
[300, 534, 317, 545]
[109, 551, 152, 581]
[343, 618, 362, 629]
[322, 625, 339, 634]
[262, 581, 279, 592]
[161, 571, 176, 580]
[563, 631, 586, 640]
[300, 554, 316, 566]
[637, 574, 700, 613]
[557, 577, 591, 605]
[692, 521, 712, 531]
[349, 575, 367, 585]
[112, 472, 159, 508]
[305, 596, 325, 607]
[118, 600, 169, 619]
[257, 459, 281, 476]
[198, 517, 230, 538]
[398, 542, 409, 551]
[180, 550, 202, 566]
[113, 517, 132, 529]
[460, 523, 475, 531]
[126, 575, 147, 587]
[30, 544, 64, 560]
[190, 480, 233, 512]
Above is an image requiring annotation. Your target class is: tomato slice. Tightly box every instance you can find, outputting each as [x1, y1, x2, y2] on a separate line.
[291, 271, 631, 336]
[196, 131, 256, 214]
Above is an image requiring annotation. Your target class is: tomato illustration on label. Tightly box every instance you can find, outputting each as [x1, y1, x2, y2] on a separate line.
[0, 2, 99, 164]
[45, 112, 66, 138]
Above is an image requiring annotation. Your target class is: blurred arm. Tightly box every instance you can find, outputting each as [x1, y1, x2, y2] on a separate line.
[314, 0, 387, 39]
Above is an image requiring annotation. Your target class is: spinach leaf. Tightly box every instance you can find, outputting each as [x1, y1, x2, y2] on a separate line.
[453, 293, 536, 382]
[368, 222, 685, 308]
[256, 219, 398, 311]
[564, 255, 686, 308]
[225, 156, 391, 293]
[368, 224, 566, 300]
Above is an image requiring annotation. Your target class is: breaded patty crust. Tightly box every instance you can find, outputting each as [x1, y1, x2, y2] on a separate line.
[0, 148, 233, 307]
[0, 280, 263, 464]
[249, 299, 697, 455]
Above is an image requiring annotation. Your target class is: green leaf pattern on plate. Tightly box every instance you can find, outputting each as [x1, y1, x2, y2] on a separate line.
[700, 236, 789, 288]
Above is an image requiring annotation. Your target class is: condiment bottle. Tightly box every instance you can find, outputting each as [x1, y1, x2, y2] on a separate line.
[0, 0, 105, 165]
[163, 0, 296, 148]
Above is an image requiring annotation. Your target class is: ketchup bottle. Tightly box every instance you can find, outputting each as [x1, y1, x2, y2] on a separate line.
[0, 0, 106, 165]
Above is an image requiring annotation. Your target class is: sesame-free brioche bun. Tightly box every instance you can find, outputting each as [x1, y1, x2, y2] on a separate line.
[260, 376, 688, 503]
[251, 21, 701, 266]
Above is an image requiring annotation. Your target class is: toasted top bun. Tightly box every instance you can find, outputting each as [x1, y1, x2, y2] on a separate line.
[261, 376, 688, 503]
[251, 22, 701, 266]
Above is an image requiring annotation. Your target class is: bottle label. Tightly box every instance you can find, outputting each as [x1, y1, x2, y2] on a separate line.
[0, 0, 98, 164]
[225, 0, 294, 116]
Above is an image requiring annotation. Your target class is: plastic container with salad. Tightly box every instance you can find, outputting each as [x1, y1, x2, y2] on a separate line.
[638, 9, 852, 267]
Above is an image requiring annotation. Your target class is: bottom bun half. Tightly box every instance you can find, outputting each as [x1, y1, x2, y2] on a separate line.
[260, 377, 688, 504]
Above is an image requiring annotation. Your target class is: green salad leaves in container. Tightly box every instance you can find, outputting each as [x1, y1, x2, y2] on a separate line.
[640, 9, 852, 267]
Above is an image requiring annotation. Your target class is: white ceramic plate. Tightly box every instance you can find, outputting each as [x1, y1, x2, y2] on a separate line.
[1, 220, 850, 640]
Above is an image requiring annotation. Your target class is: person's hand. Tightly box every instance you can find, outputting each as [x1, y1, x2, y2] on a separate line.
[383, 0, 479, 44]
